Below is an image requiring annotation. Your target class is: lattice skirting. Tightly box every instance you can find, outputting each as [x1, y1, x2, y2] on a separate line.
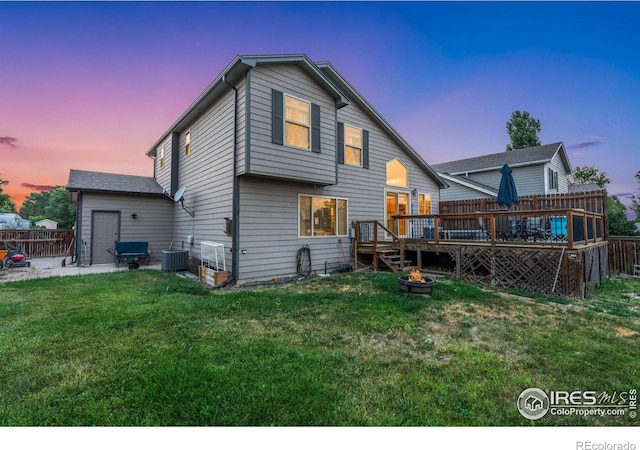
[444, 244, 608, 298]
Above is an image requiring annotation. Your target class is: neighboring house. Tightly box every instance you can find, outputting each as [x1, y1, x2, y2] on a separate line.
[35, 219, 58, 229]
[432, 142, 571, 202]
[67, 54, 445, 281]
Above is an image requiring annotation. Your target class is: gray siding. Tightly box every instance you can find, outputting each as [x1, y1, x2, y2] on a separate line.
[546, 151, 569, 194]
[154, 135, 172, 189]
[236, 91, 441, 282]
[247, 64, 337, 185]
[336, 100, 441, 218]
[468, 164, 544, 197]
[158, 86, 240, 270]
[440, 181, 494, 202]
[78, 193, 173, 264]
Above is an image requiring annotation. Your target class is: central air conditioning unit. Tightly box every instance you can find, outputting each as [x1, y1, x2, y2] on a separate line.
[161, 249, 189, 271]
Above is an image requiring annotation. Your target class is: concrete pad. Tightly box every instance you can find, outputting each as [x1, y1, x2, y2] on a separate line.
[0, 257, 161, 283]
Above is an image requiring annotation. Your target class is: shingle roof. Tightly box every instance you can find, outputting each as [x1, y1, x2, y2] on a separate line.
[67, 169, 165, 195]
[438, 173, 498, 196]
[432, 142, 568, 175]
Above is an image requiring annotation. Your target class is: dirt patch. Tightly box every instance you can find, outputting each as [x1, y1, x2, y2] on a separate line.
[613, 327, 637, 338]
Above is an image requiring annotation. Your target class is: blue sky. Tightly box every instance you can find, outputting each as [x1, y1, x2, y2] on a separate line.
[1, 1, 639, 210]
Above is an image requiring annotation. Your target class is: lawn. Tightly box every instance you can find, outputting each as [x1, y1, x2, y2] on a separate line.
[0, 270, 638, 426]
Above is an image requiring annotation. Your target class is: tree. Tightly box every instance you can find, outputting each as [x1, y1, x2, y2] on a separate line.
[19, 190, 51, 219]
[0, 178, 17, 213]
[506, 110, 542, 151]
[631, 170, 640, 222]
[568, 166, 611, 189]
[607, 196, 639, 236]
[43, 186, 76, 229]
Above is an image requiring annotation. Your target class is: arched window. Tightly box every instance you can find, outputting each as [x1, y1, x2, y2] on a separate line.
[386, 159, 408, 187]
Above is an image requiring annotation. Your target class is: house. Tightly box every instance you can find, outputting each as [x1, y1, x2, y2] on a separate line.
[35, 219, 58, 229]
[432, 142, 572, 202]
[67, 54, 445, 282]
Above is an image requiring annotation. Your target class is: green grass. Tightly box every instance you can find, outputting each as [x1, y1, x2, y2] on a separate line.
[0, 271, 638, 426]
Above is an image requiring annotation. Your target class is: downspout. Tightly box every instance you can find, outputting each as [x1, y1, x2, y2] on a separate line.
[222, 74, 240, 284]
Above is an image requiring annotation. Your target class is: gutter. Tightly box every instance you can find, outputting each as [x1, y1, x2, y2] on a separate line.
[222, 74, 240, 285]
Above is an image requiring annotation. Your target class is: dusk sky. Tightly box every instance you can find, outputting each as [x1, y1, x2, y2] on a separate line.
[1, 1, 639, 211]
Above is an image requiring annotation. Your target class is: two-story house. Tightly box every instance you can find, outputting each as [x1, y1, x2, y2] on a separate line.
[67, 54, 445, 283]
[432, 142, 573, 202]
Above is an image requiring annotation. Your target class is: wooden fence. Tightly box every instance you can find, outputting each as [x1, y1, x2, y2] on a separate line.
[440, 190, 607, 214]
[0, 230, 75, 258]
[608, 236, 640, 276]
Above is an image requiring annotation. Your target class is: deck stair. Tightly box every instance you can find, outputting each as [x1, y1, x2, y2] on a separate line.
[377, 248, 415, 273]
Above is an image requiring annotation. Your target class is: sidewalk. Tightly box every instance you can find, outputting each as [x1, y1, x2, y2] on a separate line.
[0, 257, 161, 283]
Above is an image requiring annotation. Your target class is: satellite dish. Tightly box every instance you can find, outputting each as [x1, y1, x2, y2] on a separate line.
[173, 187, 186, 203]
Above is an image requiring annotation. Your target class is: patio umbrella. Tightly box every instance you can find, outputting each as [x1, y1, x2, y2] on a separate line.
[497, 164, 519, 208]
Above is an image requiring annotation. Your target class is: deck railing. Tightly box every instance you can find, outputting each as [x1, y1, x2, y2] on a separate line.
[385, 209, 605, 250]
[354, 220, 399, 247]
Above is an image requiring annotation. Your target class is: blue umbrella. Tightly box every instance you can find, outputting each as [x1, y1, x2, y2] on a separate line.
[497, 164, 519, 208]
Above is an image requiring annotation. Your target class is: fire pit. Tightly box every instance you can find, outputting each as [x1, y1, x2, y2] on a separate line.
[398, 269, 434, 295]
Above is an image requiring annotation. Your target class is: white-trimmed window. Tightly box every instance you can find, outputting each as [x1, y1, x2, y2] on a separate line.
[548, 168, 559, 190]
[299, 195, 348, 237]
[285, 95, 310, 150]
[185, 131, 191, 156]
[344, 125, 362, 167]
[159, 146, 165, 169]
[386, 159, 408, 187]
[418, 193, 431, 214]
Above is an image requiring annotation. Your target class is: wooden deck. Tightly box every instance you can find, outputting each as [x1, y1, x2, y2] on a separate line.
[353, 209, 608, 298]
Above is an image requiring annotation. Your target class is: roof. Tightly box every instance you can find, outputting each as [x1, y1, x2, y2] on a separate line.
[146, 54, 350, 157]
[437, 172, 498, 196]
[67, 169, 166, 196]
[432, 142, 570, 175]
[568, 183, 604, 193]
[316, 62, 446, 187]
[143, 54, 445, 188]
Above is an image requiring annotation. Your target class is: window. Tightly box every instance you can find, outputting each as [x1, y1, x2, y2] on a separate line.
[185, 131, 191, 156]
[548, 168, 559, 190]
[285, 95, 310, 150]
[418, 194, 431, 215]
[299, 195, 348, 237]
[159, 146, 165, 169]
[344, 125, 362, 166]
[386, 159, 408, 187]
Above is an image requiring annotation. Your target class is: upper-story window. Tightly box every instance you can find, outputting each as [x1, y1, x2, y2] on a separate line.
[386, 159, 408, 187]
[548, 168, 559, 190]
[185, 131, 191, 156]
[159, 146, 165, 169]
[285, 95, 310, 150]
[337, 122, 369, 168]
[344, 125, 362, 167]
[272, 90, 320, 153]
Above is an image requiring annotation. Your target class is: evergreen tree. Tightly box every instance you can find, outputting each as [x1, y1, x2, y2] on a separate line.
[506, 110, 542, 151]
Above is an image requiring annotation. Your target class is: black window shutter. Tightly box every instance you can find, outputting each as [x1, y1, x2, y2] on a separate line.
[362, 129, 370, 169]
[272, 90, 284, 145]
[311, 103, 321, 153]
[337, 122, 345, 164]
